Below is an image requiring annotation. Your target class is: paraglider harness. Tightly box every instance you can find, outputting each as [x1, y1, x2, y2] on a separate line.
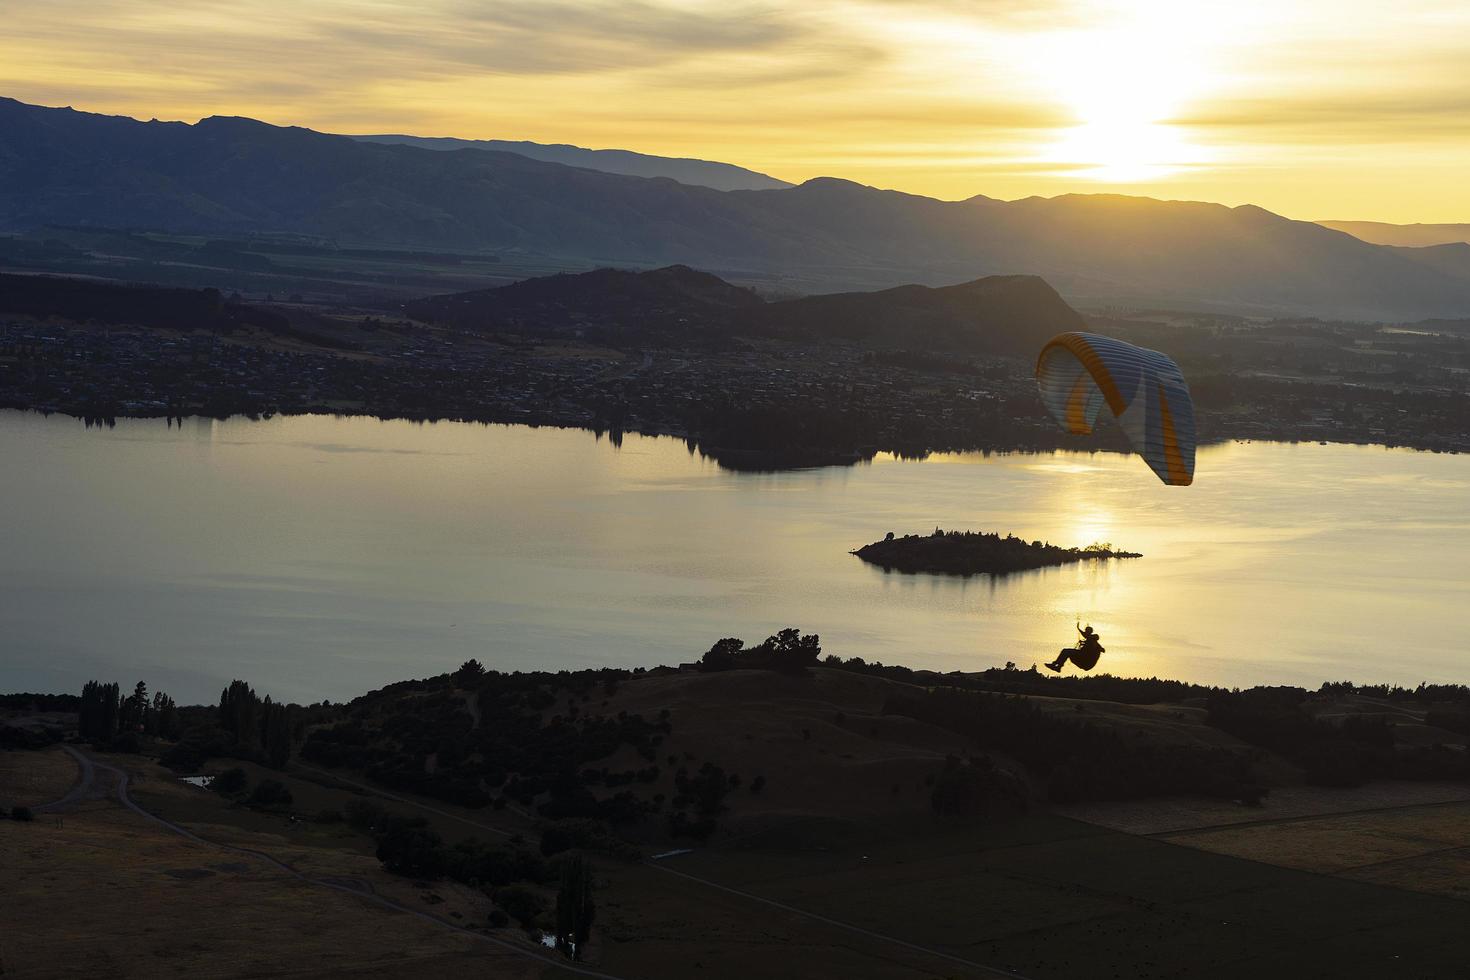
[1069, 625, 1104, 671]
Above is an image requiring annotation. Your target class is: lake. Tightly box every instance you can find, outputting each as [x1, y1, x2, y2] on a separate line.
[3, 410, 1467, 704]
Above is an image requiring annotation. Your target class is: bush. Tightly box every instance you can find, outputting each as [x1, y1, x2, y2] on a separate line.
[11, 805, 34, 822]
[159, 741, 209, 773]
[931, 755, 1027, 817]
[247, 779, 294, 807]
[212, 767, 248, 796]
[488, 909, 510, 928]
[314, 808, 344, 824]
[494, 884, 546, 929]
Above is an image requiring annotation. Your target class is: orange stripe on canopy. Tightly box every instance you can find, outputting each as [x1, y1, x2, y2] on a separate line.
[1035, 333, 1127, 415]
[1157, 382, 1192, 486]
[1064, 371, 1093, 434]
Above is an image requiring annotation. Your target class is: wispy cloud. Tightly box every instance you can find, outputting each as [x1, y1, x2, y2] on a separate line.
[2, 0, 1469, 220]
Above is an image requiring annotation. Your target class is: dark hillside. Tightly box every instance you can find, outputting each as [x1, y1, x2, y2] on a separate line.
[405, 265, 761, 341]
[0, 272, 285, 333]
[405, 265, 1084, 354]
[753, 274, 1085, 354]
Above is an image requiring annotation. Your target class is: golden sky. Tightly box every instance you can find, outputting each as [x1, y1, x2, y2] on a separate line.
[4, 0, 1469, 222]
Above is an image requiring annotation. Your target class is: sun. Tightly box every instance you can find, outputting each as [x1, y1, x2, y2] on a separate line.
[1035, 10, 1215, 183]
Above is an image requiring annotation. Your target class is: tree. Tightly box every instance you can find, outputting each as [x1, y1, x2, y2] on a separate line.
[260, 698, 292, 769]
[757, 628, 821, 675]
[78, 680, 121, 741]
[699, 638, 744, 672]
[555, 853, 596, 958]
[219, 680, 260, 746]
[150, 692, 178, 739]
[120, 681, 149, 733]
[453, 659, 486, 686]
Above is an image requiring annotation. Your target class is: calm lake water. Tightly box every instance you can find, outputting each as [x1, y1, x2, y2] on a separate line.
[3, 410, 1467, 704]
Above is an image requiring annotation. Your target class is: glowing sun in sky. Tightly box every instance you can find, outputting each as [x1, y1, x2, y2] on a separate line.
[1036, 12, 1215, 182]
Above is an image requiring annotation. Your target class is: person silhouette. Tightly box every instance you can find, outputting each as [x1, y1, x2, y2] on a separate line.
[1046, 623, 1103, 672]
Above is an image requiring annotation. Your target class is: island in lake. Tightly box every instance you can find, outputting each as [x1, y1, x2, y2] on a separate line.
[853, 529, 1141, 575]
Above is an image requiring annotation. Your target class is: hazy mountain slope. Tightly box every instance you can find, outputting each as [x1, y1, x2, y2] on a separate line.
[407, 265, 1085, 354]
[1319, 220, 1470, 247]
[5, 98, 1470, 320]
[353, 134, 791, 192]
[1389, 242, 1470, 282]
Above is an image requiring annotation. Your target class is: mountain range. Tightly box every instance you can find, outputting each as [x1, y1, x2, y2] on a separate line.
[3, 97, 1469, 321]
[352, 134, 790, 192]
[1317, 220, 1470, 248]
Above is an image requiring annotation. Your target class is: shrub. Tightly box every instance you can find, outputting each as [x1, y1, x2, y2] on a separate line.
[247, 779, 294, 807]
[488, 909, 510, 928]
[494, 884, 546, 929]
[11, 805, 34, 822]
[212, 767, 248, 796]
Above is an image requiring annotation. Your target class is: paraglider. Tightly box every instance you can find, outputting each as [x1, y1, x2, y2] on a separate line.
[1046, 622, 1104, 672]
[1035, 332, 1196, 486]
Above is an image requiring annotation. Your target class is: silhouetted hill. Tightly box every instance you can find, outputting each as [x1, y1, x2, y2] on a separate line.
[0, 272, 285, 333]
[406, 265, 762, 341]
[5, 98, 1470, 320]
[406, 265, 1083, 353]
[752, 273, 1085, 354]
[353, 134, 792, 192]
[1319, 220, 1470, 247]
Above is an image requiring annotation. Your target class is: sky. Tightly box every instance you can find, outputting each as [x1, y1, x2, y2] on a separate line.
[3, 0, 1469, 223]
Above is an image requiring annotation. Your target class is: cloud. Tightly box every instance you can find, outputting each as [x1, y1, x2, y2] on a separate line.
[3, 0, 1470, 219]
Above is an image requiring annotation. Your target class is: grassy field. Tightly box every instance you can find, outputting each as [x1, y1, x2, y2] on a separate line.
[9, 667, 1470, 979]
[1163, 801, 1470, 897]
[0, 749, 575, 979]
[0, 743, 77, 809]
[623, 814, 1470, 980]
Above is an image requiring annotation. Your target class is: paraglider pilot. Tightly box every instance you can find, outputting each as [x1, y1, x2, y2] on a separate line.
[1046, 623, 1103, 672]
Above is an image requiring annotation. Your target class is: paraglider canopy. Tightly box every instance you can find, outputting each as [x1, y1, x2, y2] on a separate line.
[1035, 331, 1196, 486]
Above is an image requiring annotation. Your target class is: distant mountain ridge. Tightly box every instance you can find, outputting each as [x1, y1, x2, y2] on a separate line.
[352, 134, 792, 192]
[1319, 220, 1470, 248]
[406, 264, 1086, 354]
[3, 97, 1470, 321]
